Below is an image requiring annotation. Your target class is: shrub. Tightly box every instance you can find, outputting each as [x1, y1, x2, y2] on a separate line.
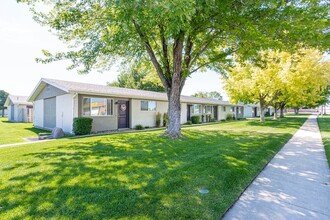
[265, 112, 270, 117]
[163, 112, 168, 127]
[73, 117, 93, 135]
[226, 113, 234, 121]
[191, 116, 200, 124]
[210, 118, 216, 122]
[135, 124, 144, 130]
[185, 121, 192, 125]
[156, 112, 161, 128]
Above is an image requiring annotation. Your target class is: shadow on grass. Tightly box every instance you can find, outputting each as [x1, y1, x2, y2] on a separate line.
[246, 117, 307, 129]
[24, 127, 48, 135]
[0, 127, 297, 219]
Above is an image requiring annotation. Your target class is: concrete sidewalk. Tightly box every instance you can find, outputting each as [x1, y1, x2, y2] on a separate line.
[222, 115, 330, 220]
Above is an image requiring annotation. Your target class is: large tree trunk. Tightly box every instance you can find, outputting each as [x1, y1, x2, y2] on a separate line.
[320, 105, 324, 117]
[162, 33, 185, 139]
[260, 108, 265, 122]
[280, 107, 284, 118]
[294, 108, 299, 115]
[273, 104, 278, 120]
[1, 108, 4, 117]
[163, 87, 183, 139]
[259, 97, 265, 122]
[279, 102, 285, 118]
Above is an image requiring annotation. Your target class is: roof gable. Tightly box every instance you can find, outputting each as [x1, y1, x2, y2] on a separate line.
[4, 95, 32, 106]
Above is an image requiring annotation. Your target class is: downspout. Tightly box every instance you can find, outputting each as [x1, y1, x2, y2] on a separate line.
[72, 93, 78, 133]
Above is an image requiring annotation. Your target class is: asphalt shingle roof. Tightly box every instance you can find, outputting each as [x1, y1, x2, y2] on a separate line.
[35, 78, 241, 106]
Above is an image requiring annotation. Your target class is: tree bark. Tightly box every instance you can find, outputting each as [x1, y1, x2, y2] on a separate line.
[294, 108, 299, 115]
[280, 107, 284, 118]
[162, 32, 185, 139]
[273, 103, 278, 120]
[259, 97, 265, 122]
[1, 108, 4, 117]
[164, 87, 183, 139]
[279, 102, 285, 118]
[321, 105, 324, 117]
[260, 108, 265, 122]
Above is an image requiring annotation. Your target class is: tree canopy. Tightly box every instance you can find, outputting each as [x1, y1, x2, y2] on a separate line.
[19, 0, 330, 138]
[223, 49, 330, 121]
[192, 91, 222, 100]
[108, 62, 165, 92]
[0, 90, 9, 117]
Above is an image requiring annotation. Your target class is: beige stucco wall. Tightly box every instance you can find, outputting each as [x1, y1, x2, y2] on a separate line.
[56, 94, 74, 133]
[244, 106, 253, 118]
[7, 105, 12, 121]
[180, 103, 187, 124]
[78, 94, 119, 132]
[131, 99, 168, 128]
[218, 105, 235, 120]
[34, 99, 44, 127]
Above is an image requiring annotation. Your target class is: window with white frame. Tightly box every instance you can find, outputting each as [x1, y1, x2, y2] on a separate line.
[82, 97, 113, 116]
[230, 107, 235, 112]
[192, 104, 202, 114]
[141, 101, 157, 111]
[223, 106, 226, 111]
[204, 105, 212, 114]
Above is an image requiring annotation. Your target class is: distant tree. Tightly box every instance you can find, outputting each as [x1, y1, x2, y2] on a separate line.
[0, 90, 9, 117]
[223, 50, 290, 122]
[277, 49, 330, 115]
[108, 62, 165, 92]
[192, 91, 222, 100]
[20, 0, 330, 138]
[224, 49, 330, 121]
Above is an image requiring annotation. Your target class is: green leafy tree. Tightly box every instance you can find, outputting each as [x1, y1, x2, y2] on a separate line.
[223, 50, 292, 121]
[192, 91, 222, 100]
[19, 0, 330, 138]
[224, 49, 330, 121]
[0, 90, 9, 117]
[275, 49, 330, 115]
[108, 62, 165, 92]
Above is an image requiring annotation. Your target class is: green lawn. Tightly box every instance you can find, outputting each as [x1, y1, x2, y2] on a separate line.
[0, 117, 47, 145]
[317, 115, 330, 167]
[0, 116, 307, 219]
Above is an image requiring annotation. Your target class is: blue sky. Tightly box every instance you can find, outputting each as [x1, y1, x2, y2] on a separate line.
[0, 1, 227, 99]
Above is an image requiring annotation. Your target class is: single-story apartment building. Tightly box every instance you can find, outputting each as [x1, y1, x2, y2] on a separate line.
[243, 104, 261, 118]
[28, 78, 245, 133]
[4, 95, 33, 122]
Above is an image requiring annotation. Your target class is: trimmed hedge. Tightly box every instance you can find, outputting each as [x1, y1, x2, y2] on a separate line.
[73, 117, 93, 135]
[135, 124, 144, 130]
[191, 116, 200, 124]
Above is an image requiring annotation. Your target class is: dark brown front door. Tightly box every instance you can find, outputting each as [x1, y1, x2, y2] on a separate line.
[118, 100, 129, 129]
[213, 106, 218, 120]
[187, 105, 192, 121]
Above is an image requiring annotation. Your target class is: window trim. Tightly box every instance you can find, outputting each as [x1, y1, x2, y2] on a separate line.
[204, 105, 212, 114]
[82, 97, 114, 117]
[191, 104, 202, 114]
[140, 100, 157, 111]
